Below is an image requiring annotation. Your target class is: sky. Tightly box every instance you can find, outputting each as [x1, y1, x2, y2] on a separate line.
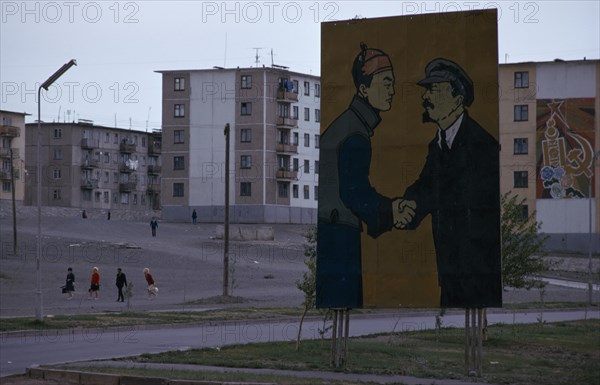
[1, 0, 599, 131]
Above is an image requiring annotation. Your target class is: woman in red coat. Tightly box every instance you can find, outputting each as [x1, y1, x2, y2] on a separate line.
[88, 267, 100, 300]
[143, 268, 158, 299]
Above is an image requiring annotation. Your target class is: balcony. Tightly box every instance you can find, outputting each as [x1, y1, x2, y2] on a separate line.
[120, 163, 135, 173]
[81, 179, 99, 190]
[80, 138, 99, 149]
[147, 165, 162, 174]
[119, 142, 137, 153]
[80, 159, 99, 169]
[0, 125, 20, 138]
[119, 182, 137, 192]
[276, 117, 298, 128]
[0, 147, 19, 158]
[147, 183, 161, 193]
[148, 142, 161, 156]
[275, 143, 298, 154]
[277, 88, 299, 102]
[276, 169, 298, 180]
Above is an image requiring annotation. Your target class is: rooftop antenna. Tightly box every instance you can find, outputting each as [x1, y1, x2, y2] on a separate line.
[253, 47, 262, 66]
[271, 49, 274, 66]
[57, 106, 61, 122]
[146, 107, 152, 133]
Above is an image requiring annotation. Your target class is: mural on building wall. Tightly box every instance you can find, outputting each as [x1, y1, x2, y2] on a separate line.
[536, 98, 596, 199]
[317, 10, 501, 309]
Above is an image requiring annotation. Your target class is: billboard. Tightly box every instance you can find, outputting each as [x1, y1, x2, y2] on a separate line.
[317, 10, 501, 309]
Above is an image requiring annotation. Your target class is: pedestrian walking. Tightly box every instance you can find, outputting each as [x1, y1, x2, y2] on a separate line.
[64, 267, 75, 299]
[88, 267, 100, 300]
[107, 210, 111, 220]
[150, 217, 158, 237]
[192, 209, 197, 224]
[115, 268, 128, 302]
[143, 267, 158, 299]
[82, 210, 87, 219]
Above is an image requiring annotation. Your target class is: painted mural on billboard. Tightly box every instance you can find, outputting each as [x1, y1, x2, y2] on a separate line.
[317, 10, 501, 309]
[536, 98, 596, 199]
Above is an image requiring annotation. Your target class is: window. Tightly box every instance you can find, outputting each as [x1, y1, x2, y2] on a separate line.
[53, 148, 62, 160]
[53, 169, 61, 179]
[278, 182, 289, 198]
[517, 204, 529, 222]
[304, 107, 310, 121]
[114, 133, 119, 144]
[241, 102, 252, 116]
[293, 80, 299, 94]
[293, 158, 299, 172]
[293, 132, 299, 146]
[240, 182, 251, 196]
[174, 130, 184, 144]
[142, 137, 146, 147]
[514, 105, 529, 121]
[314, 160, 319, 174]
[54, 128, 62, 138]
[104, 152, 110, 163]
[315, 83, 321, 97]
[133, 194, 137, 205]
[113, 172, 118, 183]
[240, 155, 252, 169]
[514, 71, 529, 88]
[292, 106, 299, 120]
[292, 184, 299, 198]
[514, 138, 528, 155]
[103, 191, 109, 203]
[315, 109, 321, 123]
[83, 190, 92, 201]
[104, 172, 109, 183]
[514, 171, 528, 188]
[304, 81, 310, 96]
[174, 77, 185, 91]
[241, 75, 252, 89]
[95, 191, 101, 202]
[304, 134, 310, 147]
[112, 192, 118, 203]
[53, 189, 61, 200]
[173, 183, 184, 197]
[314, 134, 320, 149]
[2, 181, 11, 192]
[314, 185, 318, 200]
[141, 194, 146, 205]
[304, 160, 310, 174]
[174, 104, 185, 118]
[104, 132, 110, 143]
[120, 192, 129, 204]
[240, 128, 252, 143]
[173, 156, 185, 170]
[303, 185, 309, 199]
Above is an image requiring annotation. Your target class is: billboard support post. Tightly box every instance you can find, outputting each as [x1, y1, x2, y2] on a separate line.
[465, 308, 484, 376]
[330, 308, 350, 368]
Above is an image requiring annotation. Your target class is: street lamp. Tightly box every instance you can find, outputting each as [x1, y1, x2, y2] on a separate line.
[36, 59, 77, 321]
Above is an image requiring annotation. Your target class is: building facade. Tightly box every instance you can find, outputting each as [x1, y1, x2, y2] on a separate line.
[157, 66, 321, 223]
[499, 59, 600, 252]
[24, 122, 161, 212]
[0, 110, 27, 203]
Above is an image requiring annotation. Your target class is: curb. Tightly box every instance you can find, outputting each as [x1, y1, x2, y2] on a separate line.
[27, 367, 276, 385]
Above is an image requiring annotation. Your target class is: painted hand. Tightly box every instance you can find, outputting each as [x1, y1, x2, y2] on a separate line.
[392, 199, 416, 229]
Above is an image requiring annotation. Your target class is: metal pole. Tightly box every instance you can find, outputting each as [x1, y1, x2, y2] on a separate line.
[223, 123, 230, 297]
[36, 86, 43, 321]
[9, 145, 17, 254]
[464, 309, 469, 375]
[588, 152, 599, 305]
[477, 308, 483, 376]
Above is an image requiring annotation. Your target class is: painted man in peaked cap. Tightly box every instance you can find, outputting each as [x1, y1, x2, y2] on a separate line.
[397, 58, 502, 308]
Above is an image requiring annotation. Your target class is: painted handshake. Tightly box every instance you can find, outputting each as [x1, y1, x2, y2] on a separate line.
[392, 198, 417, 229]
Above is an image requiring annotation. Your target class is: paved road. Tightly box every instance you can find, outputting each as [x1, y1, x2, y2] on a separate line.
[2, 309, 599, 377]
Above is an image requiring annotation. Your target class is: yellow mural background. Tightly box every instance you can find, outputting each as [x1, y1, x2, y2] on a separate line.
[321, 10, 499, 308]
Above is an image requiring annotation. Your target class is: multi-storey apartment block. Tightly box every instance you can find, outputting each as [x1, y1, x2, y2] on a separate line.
[24, 122, 161, 212]
[157, 66, 321, 223]
[0, 110, 27, 203]
[499, 59, 599, 252]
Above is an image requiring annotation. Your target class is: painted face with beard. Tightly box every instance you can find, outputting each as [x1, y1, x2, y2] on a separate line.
[421, 82, 464, 125]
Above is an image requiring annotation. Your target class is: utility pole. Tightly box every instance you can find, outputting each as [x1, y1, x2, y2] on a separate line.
[9, 143, 17, 254]
[223, 123, 230, 297]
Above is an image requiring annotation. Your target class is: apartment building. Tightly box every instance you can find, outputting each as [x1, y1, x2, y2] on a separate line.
[157, 66, 321, 223]
[0, 110, 27, 203]
[499, 59, 600, 252]
[24, 122, 162, 212]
